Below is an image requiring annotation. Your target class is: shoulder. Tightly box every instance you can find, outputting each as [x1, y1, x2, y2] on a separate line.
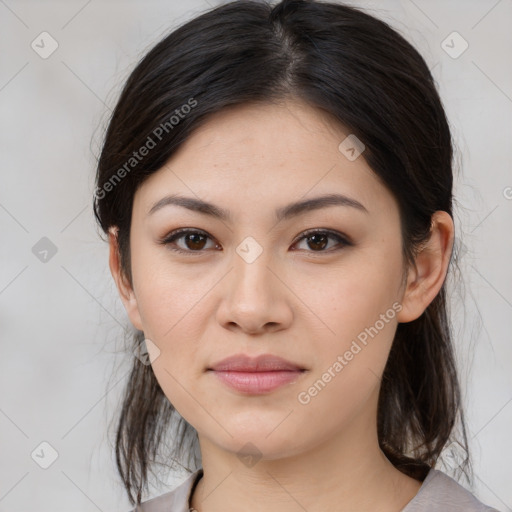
[402, 468, 501, 512]
[128, 468, 203, 512]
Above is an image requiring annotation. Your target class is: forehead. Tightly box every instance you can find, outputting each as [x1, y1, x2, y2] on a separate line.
[173, 99, 352, 163]
[133, 100, 397, 219]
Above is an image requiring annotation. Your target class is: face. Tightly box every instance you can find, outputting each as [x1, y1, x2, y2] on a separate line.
[116, 99, 413, 460]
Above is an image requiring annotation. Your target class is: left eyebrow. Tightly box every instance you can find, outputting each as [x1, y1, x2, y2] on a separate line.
[275, 193, 369, 221]
[147, 193, 369, 221]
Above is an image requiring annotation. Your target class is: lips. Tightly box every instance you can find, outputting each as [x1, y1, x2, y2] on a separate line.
[207, 353, 305, 372]
[207, 354, 307, 394]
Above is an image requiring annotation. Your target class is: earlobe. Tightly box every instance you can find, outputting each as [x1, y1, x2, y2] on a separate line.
[108, 227, 144, 331]
[396, 211, 454, 323]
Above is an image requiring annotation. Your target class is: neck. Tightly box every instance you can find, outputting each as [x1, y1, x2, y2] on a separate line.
[189, 396, 422, 512]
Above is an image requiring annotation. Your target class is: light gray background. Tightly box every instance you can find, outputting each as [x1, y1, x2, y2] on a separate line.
[0, 0, 511, 511]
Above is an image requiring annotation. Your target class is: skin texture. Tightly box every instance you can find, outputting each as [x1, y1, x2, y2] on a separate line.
[109, 100, 454, 512]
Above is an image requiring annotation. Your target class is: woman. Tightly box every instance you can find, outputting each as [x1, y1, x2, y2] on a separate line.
[93, 0, 501, 510]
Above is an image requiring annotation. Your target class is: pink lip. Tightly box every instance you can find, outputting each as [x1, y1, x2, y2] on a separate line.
[207, 354, 307, 394]
[208, 353, 305, 372]
[211, 370, 304, 394]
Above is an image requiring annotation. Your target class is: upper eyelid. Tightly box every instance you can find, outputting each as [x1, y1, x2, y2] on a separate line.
[161, 227, 351, 249]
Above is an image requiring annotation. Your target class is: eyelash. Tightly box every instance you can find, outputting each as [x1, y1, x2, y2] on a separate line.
[159, 228, 352, 255]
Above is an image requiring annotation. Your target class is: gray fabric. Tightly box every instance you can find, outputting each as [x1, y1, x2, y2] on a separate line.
[401, 469, 499, 511]
[130, 467, 501, 511]
[131, 469, 203, 512]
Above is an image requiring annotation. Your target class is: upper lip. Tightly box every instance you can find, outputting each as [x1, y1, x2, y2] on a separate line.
[208, 354, 305, 372]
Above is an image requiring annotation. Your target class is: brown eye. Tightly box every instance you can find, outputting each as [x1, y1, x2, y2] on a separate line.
[182, 232, 208, 250]
[292, 229, 351, 253]
[305, 233, 329, 251]
[160, 228, 351, 255]
[161, 229, 219, 254]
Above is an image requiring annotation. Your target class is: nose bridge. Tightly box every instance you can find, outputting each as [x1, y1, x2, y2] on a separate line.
[216, 235, 292, 332]
[231, 236, 275, 304]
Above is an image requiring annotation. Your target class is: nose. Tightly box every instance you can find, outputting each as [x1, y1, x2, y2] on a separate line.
[215, 250, 293, 335]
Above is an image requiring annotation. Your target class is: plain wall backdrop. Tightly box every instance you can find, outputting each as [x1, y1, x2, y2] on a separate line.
[0, 0, 511, 511]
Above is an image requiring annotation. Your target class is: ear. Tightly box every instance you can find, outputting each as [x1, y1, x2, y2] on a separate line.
[108, 227, 144, 331]
[396, 211, 454, 323]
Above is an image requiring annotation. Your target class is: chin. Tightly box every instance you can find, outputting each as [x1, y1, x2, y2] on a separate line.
[204, 421, 312, 463]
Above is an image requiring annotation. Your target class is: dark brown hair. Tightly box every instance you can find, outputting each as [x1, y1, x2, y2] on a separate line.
[93, 0, 470, 505]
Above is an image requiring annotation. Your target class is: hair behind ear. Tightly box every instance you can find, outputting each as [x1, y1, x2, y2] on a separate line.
[377, 286, 471, 482]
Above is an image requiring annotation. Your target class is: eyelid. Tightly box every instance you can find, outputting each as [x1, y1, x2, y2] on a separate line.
[290, 228, 352, 248]
[159, 228, 219, 254]
[159, 227, 352, 254]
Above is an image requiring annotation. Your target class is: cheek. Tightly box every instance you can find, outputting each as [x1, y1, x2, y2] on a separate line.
[294, 277, 400, 440]
[303, 250, 403, 399]
[131, 241, 211, 341]
[137, 276, 211, 423]
[314, 256, 403, 344]
[130, 269, 212, 415]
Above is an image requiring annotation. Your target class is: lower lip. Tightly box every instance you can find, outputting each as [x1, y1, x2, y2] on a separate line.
[210, 370, 305, 394]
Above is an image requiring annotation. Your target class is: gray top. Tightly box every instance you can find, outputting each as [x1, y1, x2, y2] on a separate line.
[131, 467, 501, 512]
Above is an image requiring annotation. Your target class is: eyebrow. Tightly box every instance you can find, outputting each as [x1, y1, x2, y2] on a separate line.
[148, 193, 369, 222]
